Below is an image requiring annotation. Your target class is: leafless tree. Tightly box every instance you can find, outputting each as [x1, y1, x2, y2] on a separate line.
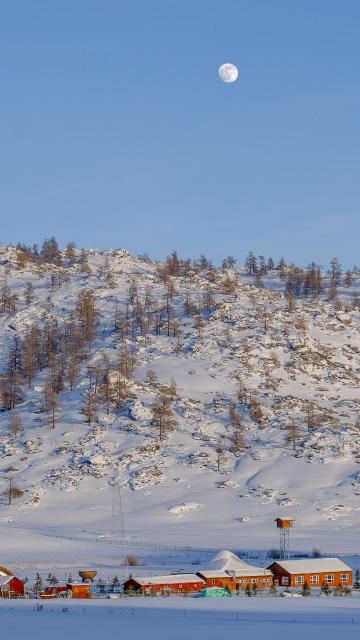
[1, 477, 24, 506]
[151, 393, 177, 441]
[8, 411, 23, 438]
[215, 438, 227, 472]
[285, 423, 300, 451]
[82, 368, 98, 426]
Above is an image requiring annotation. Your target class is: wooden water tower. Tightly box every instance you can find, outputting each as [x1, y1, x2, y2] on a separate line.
[275, 517, 294, 559]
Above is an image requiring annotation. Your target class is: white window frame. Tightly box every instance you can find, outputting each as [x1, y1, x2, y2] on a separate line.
[310, 575, 319, 584]
[325, 575, 334, 583]
[340, 574, 349, 582]
[295, 576, 304, 585]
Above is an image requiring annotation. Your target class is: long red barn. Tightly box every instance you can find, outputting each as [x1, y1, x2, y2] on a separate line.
[124, 574, 205, 595]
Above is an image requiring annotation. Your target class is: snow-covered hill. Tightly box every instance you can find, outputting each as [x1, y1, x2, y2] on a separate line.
[1, 243, 360, 559]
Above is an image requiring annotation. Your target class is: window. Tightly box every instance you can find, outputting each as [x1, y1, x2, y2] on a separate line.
[340, 574, 349, 582]
[295, 576, 304, 584]
[282, 577, 289, 585]
[310, 575, 319, 584]
[325, 575, 334, 583]
[178, 584, 183, 588]
[251, 579, 257, 583]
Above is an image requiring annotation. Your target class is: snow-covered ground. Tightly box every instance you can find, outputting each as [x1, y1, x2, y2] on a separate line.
[1, 244, 360, 572]
[1, 597, 360, 639]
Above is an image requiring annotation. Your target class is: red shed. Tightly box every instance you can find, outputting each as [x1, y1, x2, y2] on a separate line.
[0, 575, 25, 598]
[40, 585, 68, 599]
[66, 582, 90, 599]
[123, 573, 205, 595]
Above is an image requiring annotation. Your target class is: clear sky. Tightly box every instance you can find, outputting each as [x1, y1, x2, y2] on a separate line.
[1, 0, 359, 266]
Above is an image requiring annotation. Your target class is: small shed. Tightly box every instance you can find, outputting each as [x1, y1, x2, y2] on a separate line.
[275, 517, 294, 529]
[0, 575, 24, 598]
[66, 582, 90, 599]
[40, 585, 68, 599]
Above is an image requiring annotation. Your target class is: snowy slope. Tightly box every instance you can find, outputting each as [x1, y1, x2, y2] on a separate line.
[1, 244, 360, 563]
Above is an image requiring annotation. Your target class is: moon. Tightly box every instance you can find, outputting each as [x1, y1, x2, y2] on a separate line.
[218, 63, 238, 83]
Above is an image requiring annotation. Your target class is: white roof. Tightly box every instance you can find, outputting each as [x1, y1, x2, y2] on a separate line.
[129, 574, 205, 586]
[0, 576, 12, 586]
[208, 550, 249, 571]
[270, 558, 352, 574]
[205, 550, 271, 576]
[198, 568, 273, 578]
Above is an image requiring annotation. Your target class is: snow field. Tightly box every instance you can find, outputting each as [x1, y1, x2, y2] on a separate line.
[1, 597, 360, 639]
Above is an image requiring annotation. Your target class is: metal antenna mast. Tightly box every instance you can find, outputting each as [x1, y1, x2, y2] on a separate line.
[275, 517, 294, 560]
[279, 527, 290, 559]
[111, 481, 126, 539]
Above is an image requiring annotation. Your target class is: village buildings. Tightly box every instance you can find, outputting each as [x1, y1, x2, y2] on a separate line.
[0, 551, 355, 599]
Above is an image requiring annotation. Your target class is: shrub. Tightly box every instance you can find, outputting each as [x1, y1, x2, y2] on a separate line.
[126, 554, 141, 566]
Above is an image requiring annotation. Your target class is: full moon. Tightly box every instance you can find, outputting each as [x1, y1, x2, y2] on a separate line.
[218, 63, 238, 83]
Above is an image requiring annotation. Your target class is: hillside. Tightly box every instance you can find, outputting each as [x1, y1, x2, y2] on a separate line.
[1, 242, 360, 560]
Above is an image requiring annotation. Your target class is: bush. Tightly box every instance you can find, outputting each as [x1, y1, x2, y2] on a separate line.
[321, 584, 331, 596]
[126, 555, 141, 566]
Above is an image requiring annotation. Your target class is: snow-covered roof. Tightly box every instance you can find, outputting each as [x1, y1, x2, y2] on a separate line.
[198, 568, 273, 578]
[0, 576, 13, 586]
[128, 574, 205, 586]
[208, 550, 250, 571]
[269, 558, 352, 574]
[205, 550, 271, 576]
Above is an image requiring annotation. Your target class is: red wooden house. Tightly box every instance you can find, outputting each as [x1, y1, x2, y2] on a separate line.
[0, 575, 25, 598]
[196, 569, 273, 590]
[40, 583, 90, 599]
[268, 558, 353, 588]
[123, 573, 205, 595]
[197, 550, 273, 591]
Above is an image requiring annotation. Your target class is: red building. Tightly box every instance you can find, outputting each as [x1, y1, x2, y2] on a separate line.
[197, 550, 273, 591]
[40, 583, 90, 599]
[67, 582, 90, 598]
[123, 573, 205, 595]
[268, 558, 353, 588]
[0, 575, 25, 598]
[196, 569, 273, 590]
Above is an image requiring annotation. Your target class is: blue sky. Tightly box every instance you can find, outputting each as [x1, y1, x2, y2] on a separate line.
[0, 0, 359, 266]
